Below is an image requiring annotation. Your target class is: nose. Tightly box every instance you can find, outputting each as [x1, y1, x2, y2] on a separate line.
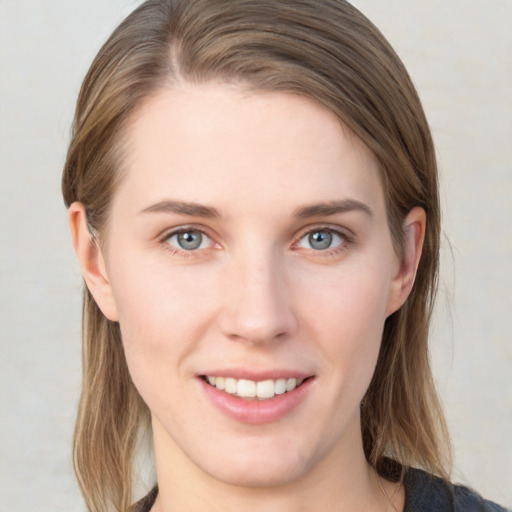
[217, 251, 298, 345]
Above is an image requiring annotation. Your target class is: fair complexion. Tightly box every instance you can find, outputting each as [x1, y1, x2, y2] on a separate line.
[70, 83, 425, 512]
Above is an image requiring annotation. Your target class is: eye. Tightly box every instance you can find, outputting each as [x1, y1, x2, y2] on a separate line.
[166, 229, 212, 251]
[297, 228, 345, 251]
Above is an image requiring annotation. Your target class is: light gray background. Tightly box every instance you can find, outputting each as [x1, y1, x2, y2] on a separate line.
[1, 1, 510, 510]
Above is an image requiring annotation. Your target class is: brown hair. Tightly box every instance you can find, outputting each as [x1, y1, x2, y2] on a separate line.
[62, 1, 451, 510]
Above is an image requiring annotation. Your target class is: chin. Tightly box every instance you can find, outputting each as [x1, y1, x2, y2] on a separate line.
[205, 453, 309, 488]
[191, 433, 326, 489]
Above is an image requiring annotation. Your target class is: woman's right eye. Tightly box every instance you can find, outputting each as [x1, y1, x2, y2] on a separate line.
[165, 229, 213, 251]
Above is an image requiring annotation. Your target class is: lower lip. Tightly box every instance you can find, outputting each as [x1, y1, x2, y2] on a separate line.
[200, 377, 314, 425]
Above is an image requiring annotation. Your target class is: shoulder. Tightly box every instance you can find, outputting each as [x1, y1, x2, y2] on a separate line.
[404, 468, 509, 512]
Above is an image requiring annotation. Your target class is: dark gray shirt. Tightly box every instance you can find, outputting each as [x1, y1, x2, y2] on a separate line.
[403, 468, 508, 512]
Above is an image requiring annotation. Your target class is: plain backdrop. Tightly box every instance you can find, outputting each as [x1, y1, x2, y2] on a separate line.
[0, 1, 511, 510]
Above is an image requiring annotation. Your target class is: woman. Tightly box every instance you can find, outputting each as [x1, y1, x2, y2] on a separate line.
[62, 1, 508, 511]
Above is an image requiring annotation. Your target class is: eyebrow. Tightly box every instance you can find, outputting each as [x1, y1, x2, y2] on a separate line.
[293, 199, 373, 219]
[140, 198, 372, 219]
[140, 200, 221, 219]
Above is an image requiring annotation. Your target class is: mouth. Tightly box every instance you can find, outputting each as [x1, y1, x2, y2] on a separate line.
[199, 372, 315, 424]
[201, 375, 311, 400]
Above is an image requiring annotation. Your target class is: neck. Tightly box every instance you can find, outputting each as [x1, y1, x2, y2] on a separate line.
[150, 415, 401, 512]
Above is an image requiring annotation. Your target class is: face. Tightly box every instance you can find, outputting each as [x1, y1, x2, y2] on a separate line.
[80, 83, 417, 489]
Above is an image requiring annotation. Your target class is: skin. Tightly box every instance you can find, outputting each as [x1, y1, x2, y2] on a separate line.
[70, 83, 425, 512]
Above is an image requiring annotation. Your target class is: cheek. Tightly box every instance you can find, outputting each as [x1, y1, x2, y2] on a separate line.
[106, 248, 218, 383]
[299, 259, 391, 341]
[109, 245, 214, 331]
[297, 260, 391, 383]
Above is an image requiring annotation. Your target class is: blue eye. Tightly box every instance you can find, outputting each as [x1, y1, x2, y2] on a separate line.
[298, 229, 344, 251]
[166, 229, 211, 251]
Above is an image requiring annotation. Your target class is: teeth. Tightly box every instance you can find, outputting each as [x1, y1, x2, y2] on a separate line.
[256, 380, 275, 399]
[206, 375, 306, 400]
[225, 377, 237, 394]
[286, 378, 297, 392]
[237, 379, 256, 398]
[274, 378, 287, 395]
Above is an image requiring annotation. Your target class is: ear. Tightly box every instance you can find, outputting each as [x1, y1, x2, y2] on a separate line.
[68, 202, 119, 321]
[386, 207, 426, 316]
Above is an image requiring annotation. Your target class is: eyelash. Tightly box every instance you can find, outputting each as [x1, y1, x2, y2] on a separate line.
[293, 225, 353, 257]
[159, 225, 354, 258]
[160, 227, 216, 259]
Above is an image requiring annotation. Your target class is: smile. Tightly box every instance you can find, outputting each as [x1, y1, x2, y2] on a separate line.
[204, 376, 305, 400]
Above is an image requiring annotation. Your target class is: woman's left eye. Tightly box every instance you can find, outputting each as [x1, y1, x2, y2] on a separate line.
[165, 229, 212, 251]
[297, 228, 346, 251]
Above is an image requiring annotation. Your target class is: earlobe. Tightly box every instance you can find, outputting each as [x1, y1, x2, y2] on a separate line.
[386, 207, 426, 316]
[68, 202, 119, 321]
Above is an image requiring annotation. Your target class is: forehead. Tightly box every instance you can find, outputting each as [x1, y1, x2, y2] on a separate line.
[115, 83, 385, 218]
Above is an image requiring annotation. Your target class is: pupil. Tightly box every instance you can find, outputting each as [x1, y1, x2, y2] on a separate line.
[178, 231, 202, 250]
[309, 231, 332, 250]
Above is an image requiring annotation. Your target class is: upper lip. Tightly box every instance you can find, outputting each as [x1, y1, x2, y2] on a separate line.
[199, 369, 314, 381]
